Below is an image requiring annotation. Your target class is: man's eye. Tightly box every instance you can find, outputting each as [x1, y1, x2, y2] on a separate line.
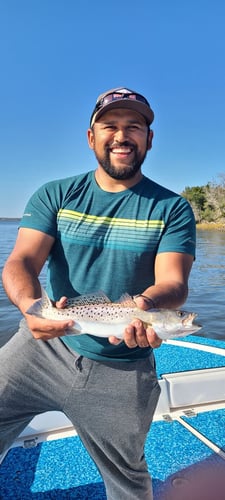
[129, 125, 141, 130]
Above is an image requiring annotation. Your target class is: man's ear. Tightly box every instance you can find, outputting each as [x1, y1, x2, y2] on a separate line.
[147, 129, 154, 150]
[87, 128, 94, 150]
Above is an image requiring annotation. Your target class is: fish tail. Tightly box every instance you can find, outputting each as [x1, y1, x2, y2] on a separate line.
[26, 287, 52, 317]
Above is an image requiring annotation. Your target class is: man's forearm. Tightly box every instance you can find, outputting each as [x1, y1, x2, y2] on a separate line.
[142, 281, 188, 309]
[2, 259, 42, 315]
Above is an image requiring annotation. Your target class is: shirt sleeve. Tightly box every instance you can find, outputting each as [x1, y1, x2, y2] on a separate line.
[157, 197, 196, 257]
[19, 181, 61, 237]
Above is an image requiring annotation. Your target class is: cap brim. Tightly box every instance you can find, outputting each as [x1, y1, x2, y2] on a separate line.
[91, 100, 154, 127]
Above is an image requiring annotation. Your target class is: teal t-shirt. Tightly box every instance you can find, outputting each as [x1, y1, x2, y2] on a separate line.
[20, 171, 196, 361]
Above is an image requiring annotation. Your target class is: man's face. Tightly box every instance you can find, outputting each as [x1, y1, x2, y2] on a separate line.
[87, 109, 153, 180]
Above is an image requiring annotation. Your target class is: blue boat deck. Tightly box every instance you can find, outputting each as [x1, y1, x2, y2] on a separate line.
[154, 335, 225, 377]
[1, 335, 225, 499]
[1, 409, 225, 499]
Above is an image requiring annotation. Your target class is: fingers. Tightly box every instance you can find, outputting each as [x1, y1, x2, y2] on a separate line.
[124, 319, 149, 348]
[108, 336, 123, 345]
[31, 296, 71, 338]
[55, 296, 68, 309]
[146, 327, 162, 348]
[25, 315, 74, 340]
[122, 319, 162, 349]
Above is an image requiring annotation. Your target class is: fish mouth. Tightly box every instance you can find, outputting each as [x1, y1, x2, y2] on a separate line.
[182, 313, 201, 329]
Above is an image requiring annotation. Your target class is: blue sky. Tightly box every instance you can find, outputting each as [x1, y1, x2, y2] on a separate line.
[0, 0, 224, 217]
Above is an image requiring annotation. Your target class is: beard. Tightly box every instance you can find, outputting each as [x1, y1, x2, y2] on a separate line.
[93, 141, 148, 180]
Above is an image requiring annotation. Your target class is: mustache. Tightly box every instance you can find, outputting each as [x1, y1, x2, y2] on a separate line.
[108, 140, 135, 149]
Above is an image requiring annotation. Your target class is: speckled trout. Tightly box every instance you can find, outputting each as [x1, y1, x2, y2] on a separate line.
[26, 288, 201, 340]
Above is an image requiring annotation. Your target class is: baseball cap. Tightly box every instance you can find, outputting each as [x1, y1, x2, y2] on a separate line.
[90, 87, 154, 127]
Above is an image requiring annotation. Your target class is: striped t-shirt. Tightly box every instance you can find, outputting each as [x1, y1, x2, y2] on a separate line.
[20, 171, 196, 361]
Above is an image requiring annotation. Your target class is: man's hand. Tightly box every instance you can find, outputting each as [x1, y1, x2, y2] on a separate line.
[25, 295, 74, 340]
[109, 320, 162, 349]
[109, 294, 162, 349]
[25, 314, 75, 340]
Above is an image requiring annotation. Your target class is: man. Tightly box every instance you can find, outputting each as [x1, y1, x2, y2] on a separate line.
[1, 87, 196, 499]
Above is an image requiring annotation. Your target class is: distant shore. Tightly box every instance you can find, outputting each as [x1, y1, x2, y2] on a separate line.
[0, 218, 224, 231]
[0, 217, 21, 221]
[196, 222, 225, 231]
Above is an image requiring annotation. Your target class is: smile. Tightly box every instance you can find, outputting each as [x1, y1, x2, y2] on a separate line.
[110, 147, 133, 155]
[108, 141, 135, 156]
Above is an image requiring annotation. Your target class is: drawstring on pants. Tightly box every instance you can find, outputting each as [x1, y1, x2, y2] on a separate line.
[75, 355, 83, 372]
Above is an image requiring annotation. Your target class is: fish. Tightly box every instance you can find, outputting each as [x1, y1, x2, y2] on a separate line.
[26, 288, 202, 340]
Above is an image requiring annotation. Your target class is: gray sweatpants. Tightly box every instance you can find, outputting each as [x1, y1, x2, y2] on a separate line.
[0, 319, 160, 500]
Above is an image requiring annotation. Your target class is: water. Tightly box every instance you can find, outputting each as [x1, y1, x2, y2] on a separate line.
[0, 220, 225, 347]
[0, 220, 22, 345]
[185, 229, 225, 340]
[0, 220, 47, 346]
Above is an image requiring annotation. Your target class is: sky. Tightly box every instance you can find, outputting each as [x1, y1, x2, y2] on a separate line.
[0, 0, 224, 218]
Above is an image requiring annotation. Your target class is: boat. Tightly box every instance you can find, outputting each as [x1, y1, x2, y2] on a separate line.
[1, 334, 225, 499]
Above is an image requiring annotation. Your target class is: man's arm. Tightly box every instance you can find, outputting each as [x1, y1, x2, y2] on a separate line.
[110, 251, 194, 349]
[137, 251, 194, 310]
[2, 227, 74, 340]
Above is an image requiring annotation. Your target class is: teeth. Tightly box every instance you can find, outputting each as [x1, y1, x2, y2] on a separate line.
[111, 148, 131, 153]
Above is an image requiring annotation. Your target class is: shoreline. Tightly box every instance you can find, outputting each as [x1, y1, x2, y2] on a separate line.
[196, 222, 225, 231]
[0, 217, 21, 221]
[0, 219, 225, 231]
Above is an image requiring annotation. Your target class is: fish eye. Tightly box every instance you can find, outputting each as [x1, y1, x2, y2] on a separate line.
[177, 310, 185, 318]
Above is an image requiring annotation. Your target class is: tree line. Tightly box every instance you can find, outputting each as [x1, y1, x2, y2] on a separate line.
[181, 174, 225, 225]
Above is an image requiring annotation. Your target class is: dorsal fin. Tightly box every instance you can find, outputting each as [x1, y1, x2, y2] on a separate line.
[116, 293, 137, 307]
[66, 291, 111, 307]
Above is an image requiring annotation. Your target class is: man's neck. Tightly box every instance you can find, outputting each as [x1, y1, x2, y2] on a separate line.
[94, 166, 143, 193]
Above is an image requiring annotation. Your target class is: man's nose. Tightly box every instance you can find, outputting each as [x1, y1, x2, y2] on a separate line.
[114, 128, 128, 141]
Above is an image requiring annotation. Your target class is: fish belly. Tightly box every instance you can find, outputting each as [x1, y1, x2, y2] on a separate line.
[65, 319, 128, 338]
